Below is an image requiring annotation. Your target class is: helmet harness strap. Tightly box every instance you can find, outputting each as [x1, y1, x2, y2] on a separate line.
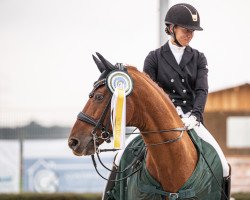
[166, 24, 183, 47]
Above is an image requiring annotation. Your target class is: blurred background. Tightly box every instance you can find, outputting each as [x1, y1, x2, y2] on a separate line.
[0, 0, 250, 197]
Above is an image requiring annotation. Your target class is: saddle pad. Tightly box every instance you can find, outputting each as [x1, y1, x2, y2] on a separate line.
[107, 130, 223, 200]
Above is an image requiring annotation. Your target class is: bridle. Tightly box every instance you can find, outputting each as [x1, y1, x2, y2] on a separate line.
[77, 78, 113, 149]
[76, 67, 187, 182]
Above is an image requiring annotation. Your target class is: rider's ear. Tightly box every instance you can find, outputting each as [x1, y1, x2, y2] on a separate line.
[169, 24, 174, 34]
[95, 52, 116, 71]
[92, 54, 106, 73]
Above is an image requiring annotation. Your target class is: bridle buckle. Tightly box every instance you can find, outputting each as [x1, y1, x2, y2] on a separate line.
[100, 130, 111, 143]
[169, 193, 179, 199]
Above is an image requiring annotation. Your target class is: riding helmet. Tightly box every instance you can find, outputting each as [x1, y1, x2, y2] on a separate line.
[165, 3, 203, 31]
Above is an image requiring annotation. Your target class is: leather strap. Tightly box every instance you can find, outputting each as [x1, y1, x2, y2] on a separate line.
[139, 184, 196, 200]
[77, 112, 99, 127]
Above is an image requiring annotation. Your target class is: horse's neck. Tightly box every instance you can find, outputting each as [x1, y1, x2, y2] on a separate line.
[141, 103, 197, 193]
[129, 71, 198, 193]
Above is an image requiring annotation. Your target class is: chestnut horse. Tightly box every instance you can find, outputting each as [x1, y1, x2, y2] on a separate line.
[68, 53, 222, 200]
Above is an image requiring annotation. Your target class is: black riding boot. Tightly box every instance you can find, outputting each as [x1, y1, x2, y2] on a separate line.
[220, 175, 231, 200]
[102, 164, 117, 200]
[221, 164, 231, 200]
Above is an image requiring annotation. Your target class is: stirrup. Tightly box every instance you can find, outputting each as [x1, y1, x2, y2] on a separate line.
[221, 164, 231, 200]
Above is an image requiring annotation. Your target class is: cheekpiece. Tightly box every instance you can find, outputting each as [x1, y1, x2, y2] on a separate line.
[106, 70, 133, 96]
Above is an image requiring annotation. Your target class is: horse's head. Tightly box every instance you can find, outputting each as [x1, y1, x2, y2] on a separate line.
[68, 53, 136, 156]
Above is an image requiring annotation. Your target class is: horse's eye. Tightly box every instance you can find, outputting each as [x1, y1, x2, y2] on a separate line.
[94, 93, 104, 102]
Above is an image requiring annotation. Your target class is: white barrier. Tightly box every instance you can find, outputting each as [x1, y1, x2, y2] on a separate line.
[0, 140, 20, 193]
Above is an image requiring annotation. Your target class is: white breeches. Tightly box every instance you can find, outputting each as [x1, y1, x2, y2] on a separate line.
[176, 106, 230, 177]
[193, 124, 230, 177]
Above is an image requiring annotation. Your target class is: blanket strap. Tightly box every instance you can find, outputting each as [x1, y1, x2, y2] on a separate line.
[139, 184, 196, 200]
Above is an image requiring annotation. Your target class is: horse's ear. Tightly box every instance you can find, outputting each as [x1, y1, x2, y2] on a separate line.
[95, 52, 116, 70]
[92, 54, 106, 73]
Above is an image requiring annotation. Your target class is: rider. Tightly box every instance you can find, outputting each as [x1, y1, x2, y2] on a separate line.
[143, 3, 231, 199]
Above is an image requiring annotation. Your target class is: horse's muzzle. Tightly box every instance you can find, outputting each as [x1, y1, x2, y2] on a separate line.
[68, 137, 80, 151]
[68, 135, 95, 156]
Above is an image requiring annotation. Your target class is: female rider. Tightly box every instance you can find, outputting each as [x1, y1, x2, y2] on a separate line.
[143, 3, 231, 199]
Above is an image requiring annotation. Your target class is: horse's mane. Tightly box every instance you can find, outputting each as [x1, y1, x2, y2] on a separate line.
[126, 65, 182, 130]
[127, 66, 173, 105]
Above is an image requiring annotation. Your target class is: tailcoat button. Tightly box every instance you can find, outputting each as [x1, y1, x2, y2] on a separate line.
[183, 100, 186, 104]
[183, 89, 186, 93]
[173, 90, 175, 93]
[171, 79, 174, 82]
[172, 99, 175, 102]
[182, 79, 185, 82]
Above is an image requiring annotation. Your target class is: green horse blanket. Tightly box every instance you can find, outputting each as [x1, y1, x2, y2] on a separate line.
[107, 130, 223, 200]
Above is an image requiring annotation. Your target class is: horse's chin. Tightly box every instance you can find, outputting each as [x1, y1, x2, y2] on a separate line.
[72, 146, 96, 156]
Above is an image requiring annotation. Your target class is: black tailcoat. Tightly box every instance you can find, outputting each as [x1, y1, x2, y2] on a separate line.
[143, 41, 208, 122]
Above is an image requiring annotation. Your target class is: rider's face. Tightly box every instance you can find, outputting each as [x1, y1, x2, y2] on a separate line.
[172, 26, 194, 46]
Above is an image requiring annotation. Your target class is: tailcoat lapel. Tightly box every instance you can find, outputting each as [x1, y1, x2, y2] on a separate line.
[161, 41, 185, 77]
[179, 46, 194, 70]
[161, 42, 194, 77]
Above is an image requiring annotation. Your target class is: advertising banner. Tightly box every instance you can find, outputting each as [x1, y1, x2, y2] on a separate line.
[23, 139, 115, 192]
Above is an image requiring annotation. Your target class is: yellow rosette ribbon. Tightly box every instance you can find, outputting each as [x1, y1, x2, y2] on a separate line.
[111, 84, 126, 150]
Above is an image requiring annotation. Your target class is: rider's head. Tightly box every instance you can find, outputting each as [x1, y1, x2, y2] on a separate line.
[165, 3, 203, 47]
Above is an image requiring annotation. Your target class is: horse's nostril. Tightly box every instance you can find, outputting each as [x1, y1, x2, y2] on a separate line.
[68, 138, 80, 150]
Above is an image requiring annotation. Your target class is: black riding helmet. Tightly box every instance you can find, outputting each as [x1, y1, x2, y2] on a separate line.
[165, 3, 203, 46]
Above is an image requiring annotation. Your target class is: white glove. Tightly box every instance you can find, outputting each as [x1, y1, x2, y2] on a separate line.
[181, 115, 199, 130]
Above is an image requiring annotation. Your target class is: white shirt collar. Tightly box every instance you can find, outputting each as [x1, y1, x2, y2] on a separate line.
[168, 40, 186, 65]
[168, 40, 186, 52]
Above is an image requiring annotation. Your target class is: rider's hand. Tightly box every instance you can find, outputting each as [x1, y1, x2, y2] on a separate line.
[181, 115, 199, 130]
